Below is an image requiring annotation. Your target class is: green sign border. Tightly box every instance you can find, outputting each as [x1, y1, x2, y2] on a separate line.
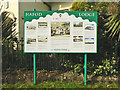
[24, 11, 97, 53]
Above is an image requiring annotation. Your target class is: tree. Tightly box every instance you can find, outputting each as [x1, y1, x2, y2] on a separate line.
[105, 2, 120, 41]
[71, 2, 110, 15]
[2, 11, 18, 46]
[105, 2, 120, 59]
[1, 11, 19, 70]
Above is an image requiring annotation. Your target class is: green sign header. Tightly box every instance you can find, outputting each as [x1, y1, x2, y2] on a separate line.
[24, 11, 97, 23]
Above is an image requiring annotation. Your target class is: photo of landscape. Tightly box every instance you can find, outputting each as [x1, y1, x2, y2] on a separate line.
[85, 38, 94, 44]
[38, 22, 47, 28]
[38, 36, 48, 42]
[26, 23, 36, 30]
[73, 22, 83, 28]
[85, 24, 94, 30]
[27, 38, 36, 44]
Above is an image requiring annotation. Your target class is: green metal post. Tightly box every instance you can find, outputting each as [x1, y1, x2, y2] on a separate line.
[33, 9, 36, 84]
[84, 54, 87, 85]
[84, 9, 87, 86]
[33, 54, 36, 84]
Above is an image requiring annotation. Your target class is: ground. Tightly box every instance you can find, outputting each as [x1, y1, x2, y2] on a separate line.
[2, 69, 119, 88]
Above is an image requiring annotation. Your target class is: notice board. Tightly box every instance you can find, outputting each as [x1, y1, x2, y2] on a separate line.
[24, 11, 97, 53]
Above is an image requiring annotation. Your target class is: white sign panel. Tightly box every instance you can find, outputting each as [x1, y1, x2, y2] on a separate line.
[24, 11, 97, 53]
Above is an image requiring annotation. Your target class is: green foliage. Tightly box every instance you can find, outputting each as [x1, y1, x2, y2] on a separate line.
[105, 2, 120, 41]
[61, 55, 118, 76]
[74, 64, 82, 73]
[93, 57, 118, 76]
[71, 2, 110, 16]
[61, 59, 74, 71]
[61, 58, 96, 75]
[60, 55, 83, 72]
[2, 11, 18, 47]
[61, 57, 83, 73]
[2, 81, 118, 88]
[60, 54, 99, 75]
[87, 60, 97, 75]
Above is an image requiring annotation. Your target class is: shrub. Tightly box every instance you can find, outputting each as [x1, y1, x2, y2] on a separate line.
[93, 57, 118, 76]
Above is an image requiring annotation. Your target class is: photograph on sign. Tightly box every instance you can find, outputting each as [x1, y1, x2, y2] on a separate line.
[26, 23, 36, 30]
[73, 22, 83, 28]
[37, 36, 48, 42]
[85, 38, 95, 44]
[51, 22, 70, 37]
[85, 24, 94, 30]
[27, 38, 36, 44]
[73, 36, 83, 42]
[38, 22, 48, 28]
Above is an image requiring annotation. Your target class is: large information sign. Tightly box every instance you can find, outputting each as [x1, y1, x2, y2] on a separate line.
[24, 11, 97, 53]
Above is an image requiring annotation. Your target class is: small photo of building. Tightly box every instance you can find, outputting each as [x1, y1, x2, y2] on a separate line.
[51, 22, 70, 37]
[73, 36, 83, 42]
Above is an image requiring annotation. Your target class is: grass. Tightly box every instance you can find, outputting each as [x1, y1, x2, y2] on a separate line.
[2, 81, 118, 89]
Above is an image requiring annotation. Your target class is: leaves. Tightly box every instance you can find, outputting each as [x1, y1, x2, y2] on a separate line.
[94, 57, 118, 76]
[2, 11, 18, 47]
[105, 2, 120, 41]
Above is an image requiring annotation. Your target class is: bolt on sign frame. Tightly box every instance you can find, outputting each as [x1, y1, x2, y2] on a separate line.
[24, 10, 97, 85]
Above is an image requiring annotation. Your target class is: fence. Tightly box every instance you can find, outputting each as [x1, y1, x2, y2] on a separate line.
[2, 38, 119, 84]
[2, 38, 86, 84]
[2, 38, 84, 71]
[3, 38, 119, 71]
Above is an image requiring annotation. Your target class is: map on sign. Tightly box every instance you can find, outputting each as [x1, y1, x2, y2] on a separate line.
[24, 11, 97, 53]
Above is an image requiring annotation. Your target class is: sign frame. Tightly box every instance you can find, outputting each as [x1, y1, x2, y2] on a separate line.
[24, 11, 97, 53]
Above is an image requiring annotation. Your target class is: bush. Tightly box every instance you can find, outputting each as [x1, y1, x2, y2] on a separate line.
[93, 57, 118, 76]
